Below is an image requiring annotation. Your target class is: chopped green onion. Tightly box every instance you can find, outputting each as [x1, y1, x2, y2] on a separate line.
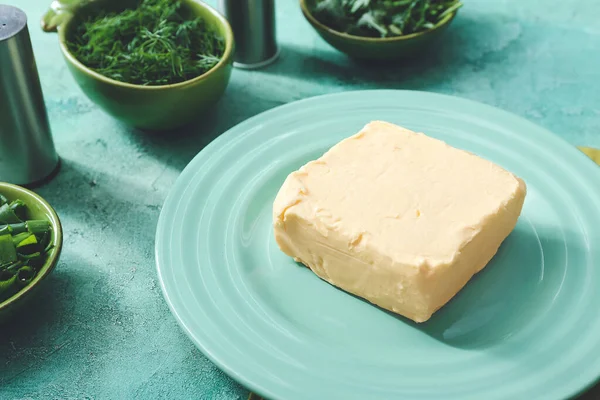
[3, 261, 23, 272]
[18, 251, 41, 260]
[0, 220, 51, 235]
[9, 199, 25, 209]
[0, 203, 21, 224]
[11, 232, 32, 246]
[16, 234, 37, 247]
[16, 234, 41, 255]
[0, 194, 53, 303]
[27, 220, 51, 235]
[0, 235, 17, 266]
[0, 222, 27, 235]
[44, 241, 54, 254]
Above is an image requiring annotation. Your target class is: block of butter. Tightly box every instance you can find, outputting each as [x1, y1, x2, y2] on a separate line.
[273, 121, 527, 323]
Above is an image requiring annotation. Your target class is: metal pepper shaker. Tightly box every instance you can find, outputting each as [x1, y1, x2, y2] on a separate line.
[0, 5, 59, 186]
[218, 0, 279, 69]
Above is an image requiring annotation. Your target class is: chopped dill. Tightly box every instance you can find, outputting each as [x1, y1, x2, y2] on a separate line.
[67, 0, 225, 86]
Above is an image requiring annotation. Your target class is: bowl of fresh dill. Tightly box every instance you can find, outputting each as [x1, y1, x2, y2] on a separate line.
[42, 0, 234, 131]
[0, 183, 62, 322]
[300, 0, 462, 60]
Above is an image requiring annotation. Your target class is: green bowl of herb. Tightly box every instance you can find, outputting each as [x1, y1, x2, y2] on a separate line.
[300, 0, 462, 60]
[42, 0, 234, 131]
[0, 183, 63, 322]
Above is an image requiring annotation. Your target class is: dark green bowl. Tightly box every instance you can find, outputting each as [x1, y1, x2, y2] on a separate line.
[43, 0, 234, 131]
[0, 183, 63, 322]
[300, 0, 458, 60]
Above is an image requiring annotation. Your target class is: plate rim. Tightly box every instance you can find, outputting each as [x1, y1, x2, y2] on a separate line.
[156, 89, 600, 400]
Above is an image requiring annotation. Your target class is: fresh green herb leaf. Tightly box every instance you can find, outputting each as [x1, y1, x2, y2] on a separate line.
[311, 0, 462, 38]
[67, 0, 225, 86]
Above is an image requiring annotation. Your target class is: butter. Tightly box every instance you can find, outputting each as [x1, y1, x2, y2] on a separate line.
[273, 121, 526, 323]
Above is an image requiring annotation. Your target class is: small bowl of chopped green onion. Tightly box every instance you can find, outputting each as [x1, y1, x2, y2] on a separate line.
[300, 0, 462, 60]
[42, 0, 234, 131]
[0, 182, 62, 322]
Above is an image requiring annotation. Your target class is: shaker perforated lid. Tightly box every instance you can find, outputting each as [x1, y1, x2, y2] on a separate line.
[0, 4, 27, 42]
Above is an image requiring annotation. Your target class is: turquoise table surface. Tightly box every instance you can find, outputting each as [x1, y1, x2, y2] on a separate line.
[2, 0, 599, 399]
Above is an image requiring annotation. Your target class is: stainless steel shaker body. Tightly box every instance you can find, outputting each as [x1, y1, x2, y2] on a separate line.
[218, 0, 279, 69]
[0, 5, 59, 186]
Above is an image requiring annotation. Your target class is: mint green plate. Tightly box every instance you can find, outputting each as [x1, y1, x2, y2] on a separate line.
[156, 90, 600, 400]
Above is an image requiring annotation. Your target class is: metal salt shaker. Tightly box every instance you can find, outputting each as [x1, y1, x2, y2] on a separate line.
[0, 5, 59, 186]
[218, 0, 279, 69]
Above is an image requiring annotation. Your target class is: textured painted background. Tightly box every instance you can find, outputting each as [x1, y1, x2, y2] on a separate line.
[2, 0, 599, 398]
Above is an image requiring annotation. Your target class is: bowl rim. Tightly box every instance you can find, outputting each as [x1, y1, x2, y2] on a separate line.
[299, 0, 458, 43]
[0, 183, 63, 311]
[57, 0, 235, 90]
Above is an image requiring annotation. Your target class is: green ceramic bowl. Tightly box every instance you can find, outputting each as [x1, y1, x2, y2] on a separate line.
[0, 183, 63, 322]
[300, 0, 458, 60]
[42, 0, 234, 131]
